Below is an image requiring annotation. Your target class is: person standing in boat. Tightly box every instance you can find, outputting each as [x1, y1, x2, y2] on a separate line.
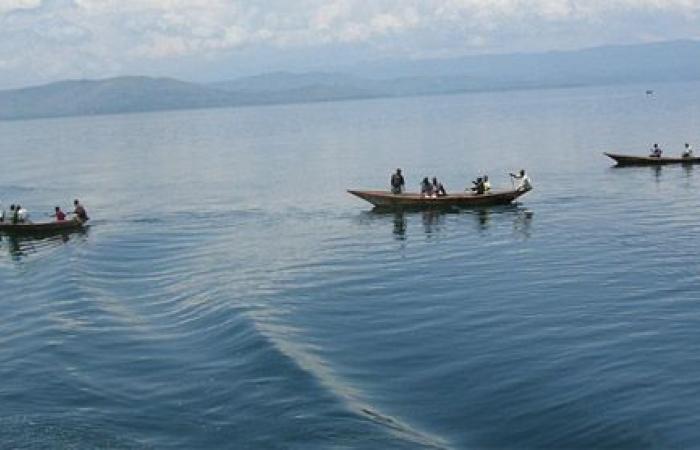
[8, 205, 17, 224]
[73, 199, 89, 222]
[510, 170, 532, 192]
[471, 176, 485, 194]
[390, 168, 405, 194]
[650, 143, 663, 157]
[682, 143, 693, 158]
[482, 175, 492, 192]
[432, 177, 447, 197]
[420, 177, 433, 196]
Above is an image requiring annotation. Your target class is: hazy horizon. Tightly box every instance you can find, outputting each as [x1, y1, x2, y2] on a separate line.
[2, 1, 700, 90]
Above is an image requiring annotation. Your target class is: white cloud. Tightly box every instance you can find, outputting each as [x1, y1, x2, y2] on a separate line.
[1, 0, 700, 87]
[0, 0, 40, 15]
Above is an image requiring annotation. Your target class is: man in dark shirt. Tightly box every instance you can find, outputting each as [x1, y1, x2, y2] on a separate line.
[390, 168, 405, 194]
[73, 199, 89, 222]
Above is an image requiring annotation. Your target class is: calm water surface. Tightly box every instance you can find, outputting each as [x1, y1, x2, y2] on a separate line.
[2, 83, 700, 449]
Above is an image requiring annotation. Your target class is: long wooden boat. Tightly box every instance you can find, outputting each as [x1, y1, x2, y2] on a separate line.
[348, 188, 531, 209]
[0, 219, 86, 235]
[604, 152, 700, 166]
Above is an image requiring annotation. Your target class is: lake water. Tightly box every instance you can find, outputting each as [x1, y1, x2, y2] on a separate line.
[2, 82, 700, 449]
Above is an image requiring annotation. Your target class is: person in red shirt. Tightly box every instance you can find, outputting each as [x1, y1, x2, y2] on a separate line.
[53, 206, 66, 221]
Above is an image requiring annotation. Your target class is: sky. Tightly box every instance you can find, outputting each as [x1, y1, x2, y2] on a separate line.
[1, 0, 700, 89]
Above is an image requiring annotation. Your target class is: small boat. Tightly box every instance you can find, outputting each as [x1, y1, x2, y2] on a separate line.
[604, 152, 700, 166]
[0, 219, 86, 235]
[348, 188, 531, 209]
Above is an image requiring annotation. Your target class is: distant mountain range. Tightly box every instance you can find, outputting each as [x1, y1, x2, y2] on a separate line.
[2, 40, 700, 120]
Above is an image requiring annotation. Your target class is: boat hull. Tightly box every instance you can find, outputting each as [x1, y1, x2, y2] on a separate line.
[604, 152, 700, 166]
[0, 220, 86, 235]
[348, 188, 530, 209]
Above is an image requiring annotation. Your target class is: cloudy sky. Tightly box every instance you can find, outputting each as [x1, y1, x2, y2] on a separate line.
[1, 0, 699, 88]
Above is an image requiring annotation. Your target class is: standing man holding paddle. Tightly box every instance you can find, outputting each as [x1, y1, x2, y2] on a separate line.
[390, 168, 405, 194]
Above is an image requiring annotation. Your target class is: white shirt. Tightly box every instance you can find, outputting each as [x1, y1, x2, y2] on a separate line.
[17, 207, 29, 222]
[515, 173, 532, 191]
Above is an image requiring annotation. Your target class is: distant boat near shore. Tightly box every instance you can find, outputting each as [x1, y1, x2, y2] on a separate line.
[604, 152, 700, 166]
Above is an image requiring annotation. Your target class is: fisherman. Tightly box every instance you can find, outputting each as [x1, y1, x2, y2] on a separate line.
[11, 204, 22, 224]
[650, 143, 663, 157]
[9, 205, 17, 224]
[682, 143, 694, 158]
[432, 177, 447, 197]
[16, 204, 29, 223]
[73, 199, 89, 222]
[52, 206, 66, 222]
[420, 177, 433, 196]
[390, 168, 405, 194]
[482, 175, 492, 192]
[471, 177, 485, 195]
[510, 169, 532, 192]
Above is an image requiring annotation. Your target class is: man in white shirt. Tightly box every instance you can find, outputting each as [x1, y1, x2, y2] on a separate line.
[510, 169, 532, 191]
[16, 204, 29, 223]
[682, 143, 693, 158]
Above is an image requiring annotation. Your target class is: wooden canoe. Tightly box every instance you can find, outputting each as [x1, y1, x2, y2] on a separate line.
[348, 188, 531, 209]
[0, 219, 86, 235]
[604, 152, 700, 166]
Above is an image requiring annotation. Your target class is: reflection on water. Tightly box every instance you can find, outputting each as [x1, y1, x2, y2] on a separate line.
[475, 208, 490, 231]
[392, 211, 407, 240]
[421, 210, 445, 236]
[513, 209, 534, 239]
[0, 229, 88, 261]
[682, 163, 694, 178]
[609, 163, 698, 186]
[362, 206, 533, 240]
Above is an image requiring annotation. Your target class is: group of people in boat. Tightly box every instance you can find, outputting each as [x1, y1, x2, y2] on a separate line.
[390, 168, 532, 196]
[420, 177, 448, 197]
[0, 199, 89, 225]
[649, 143, 694, 158]
[471, 175, 491, 194]
[391, 170, 449, 197]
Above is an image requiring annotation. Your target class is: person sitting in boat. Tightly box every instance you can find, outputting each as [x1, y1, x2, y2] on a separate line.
[52, 206, 67, 222]
[8, 205, 16, 224]
[390, 168, 405, 194]
[471, 177, 485, 195]
[510, 169, 532, 192]
[682, 143, 693, 158]
[73, 199, 89, 222]
[431, 177, 447, 197]
[420, 177, 433, 197]
[12, 204, 29, 224]
[650, 143, 663, 157]
[482, 175, 492, 192]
